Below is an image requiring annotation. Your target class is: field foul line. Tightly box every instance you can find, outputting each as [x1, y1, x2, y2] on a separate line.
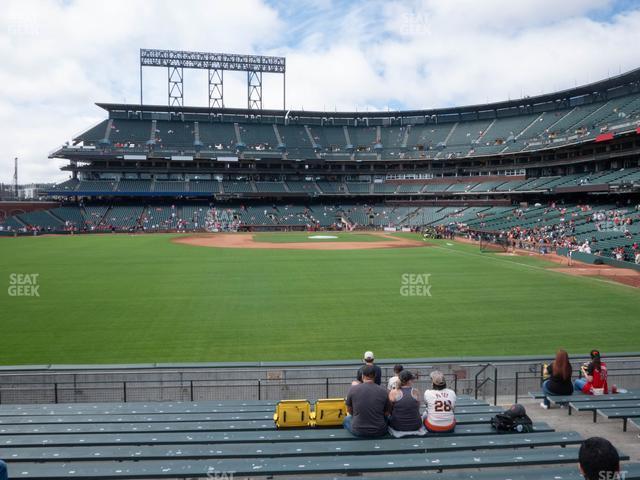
[431, 242, 637, 290]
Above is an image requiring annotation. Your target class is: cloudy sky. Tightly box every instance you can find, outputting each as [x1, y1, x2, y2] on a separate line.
[1, 0, 640, 183]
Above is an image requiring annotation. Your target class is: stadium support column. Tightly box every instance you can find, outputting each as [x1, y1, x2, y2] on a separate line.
[248, 71, 262, 109]
[209, 69, 224, 109]
[168, 66, 184, 107]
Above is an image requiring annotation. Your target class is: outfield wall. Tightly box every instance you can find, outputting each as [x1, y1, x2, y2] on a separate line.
[0, 354, 638, 405]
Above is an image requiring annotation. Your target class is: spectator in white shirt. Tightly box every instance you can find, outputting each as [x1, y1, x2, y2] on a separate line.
[423, 371, 457, 433]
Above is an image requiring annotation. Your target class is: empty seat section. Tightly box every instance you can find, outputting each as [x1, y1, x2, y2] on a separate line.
[239, 124, 279, 151]
[99, 206, 143, 229]
[255, 182, 287, 193]
[345, 182, 371, 194]
[77, 181, 116, 193]
[116, 180, 152, 193]
[198, 123, 238, 150]
[153, 121, 195, 148]
[109, 120, 153, 147]
[189, 180, 220, 194]
[154, 181, 186, 193]
[222, 181, 253, 193]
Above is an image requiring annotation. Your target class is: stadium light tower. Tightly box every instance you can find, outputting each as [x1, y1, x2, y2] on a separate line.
[13, 157, 18, 200]
[139, 49, 286, 110]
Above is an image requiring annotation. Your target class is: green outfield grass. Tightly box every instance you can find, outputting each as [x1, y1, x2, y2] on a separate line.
[1, 233, 639, 365]
[253, 232, 387, 243]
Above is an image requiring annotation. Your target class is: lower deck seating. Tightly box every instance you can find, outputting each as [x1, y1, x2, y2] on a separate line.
[99, 206, 144, 229]
[16, 210, 63, 229]
[0, 397, 635, 479]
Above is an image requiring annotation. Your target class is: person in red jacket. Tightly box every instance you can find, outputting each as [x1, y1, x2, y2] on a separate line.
[575, 350, 608, 394]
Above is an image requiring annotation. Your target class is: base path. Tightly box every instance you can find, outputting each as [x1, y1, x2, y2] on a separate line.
[173, 232, 428, 250]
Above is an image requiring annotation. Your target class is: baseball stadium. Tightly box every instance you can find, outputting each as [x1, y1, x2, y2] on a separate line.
[2, 3, 640, 478]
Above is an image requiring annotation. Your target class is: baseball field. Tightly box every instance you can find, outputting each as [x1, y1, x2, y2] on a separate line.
[1, 231, 639, 365]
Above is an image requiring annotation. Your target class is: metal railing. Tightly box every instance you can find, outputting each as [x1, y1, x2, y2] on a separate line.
[0, 357, 637, 406]
[0, 372, 460, 405]
[473, 363, 498, 406]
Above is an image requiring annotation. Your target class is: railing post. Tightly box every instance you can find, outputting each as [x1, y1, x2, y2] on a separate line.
[54, 383, 58, 404]
[190, 380, 194, 402]
[326, 378, 329, 398]
[515, 372, 519, 404]
[123, 382, 127, 402]
[474, 369, 479, 400]
[454, 373, 458, 394]
[258, 380, 261, 401]
[493, 366, 498, 406]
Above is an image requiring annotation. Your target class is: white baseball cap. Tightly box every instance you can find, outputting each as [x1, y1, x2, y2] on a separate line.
[363, 351, 374, 361]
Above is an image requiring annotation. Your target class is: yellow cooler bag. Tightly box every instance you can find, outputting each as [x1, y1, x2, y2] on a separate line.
[273, 400, 311, 428]
[311, 398, 348, 427]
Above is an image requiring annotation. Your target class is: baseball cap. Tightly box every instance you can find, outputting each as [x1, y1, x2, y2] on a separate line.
[590, 350, 601, 359]
[363, 351, 374, 361]
[430, 370, 446, 386]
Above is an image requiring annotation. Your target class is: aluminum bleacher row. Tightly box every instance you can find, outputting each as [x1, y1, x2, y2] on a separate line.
[44, 167, 640, 197]
[530, 389, 640, 431]
[73, 90, 640, 159]
[1, 397, 637, 479]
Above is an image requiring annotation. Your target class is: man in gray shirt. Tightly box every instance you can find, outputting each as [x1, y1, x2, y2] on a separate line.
[344, 365, 390, 437]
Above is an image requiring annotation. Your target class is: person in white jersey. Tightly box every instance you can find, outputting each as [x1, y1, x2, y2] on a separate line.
[423, 370, 456, 433]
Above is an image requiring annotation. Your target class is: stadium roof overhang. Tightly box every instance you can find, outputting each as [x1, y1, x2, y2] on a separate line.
[96, 66, 640, 120]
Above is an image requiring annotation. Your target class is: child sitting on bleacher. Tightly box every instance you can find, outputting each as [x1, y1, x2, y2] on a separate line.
[423, 371, 457, 433]
[575, 350, 608, 395]
[387, 364, 404, 391]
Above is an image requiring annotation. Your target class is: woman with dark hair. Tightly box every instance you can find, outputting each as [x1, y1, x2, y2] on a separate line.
[575, 350, 608, 394]
[387, 370, 426, 437]
[541, 349, 573, 409]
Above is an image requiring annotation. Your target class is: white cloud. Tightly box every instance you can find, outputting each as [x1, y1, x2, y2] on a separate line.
[0, 0, 639, 182]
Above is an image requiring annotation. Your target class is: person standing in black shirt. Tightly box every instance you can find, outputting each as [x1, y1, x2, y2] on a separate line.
[355, 351, 382, 385]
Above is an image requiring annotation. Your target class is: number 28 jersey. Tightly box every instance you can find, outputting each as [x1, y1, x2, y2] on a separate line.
[423, 389, 457, 427]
